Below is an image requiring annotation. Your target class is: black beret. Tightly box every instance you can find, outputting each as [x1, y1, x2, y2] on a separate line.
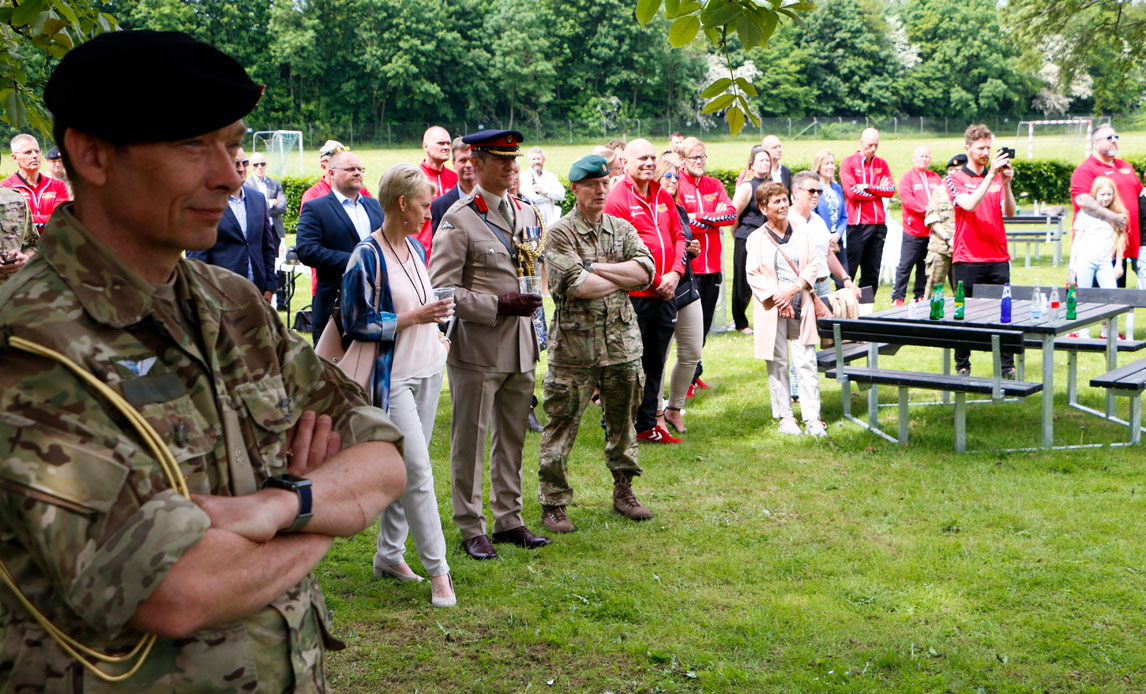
[947, 153, 968, 168]
[45, 30, 263, 143]
[44, 147, 61, 160]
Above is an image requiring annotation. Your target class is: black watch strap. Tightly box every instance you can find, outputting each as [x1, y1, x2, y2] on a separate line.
[261, 474, 313, 533]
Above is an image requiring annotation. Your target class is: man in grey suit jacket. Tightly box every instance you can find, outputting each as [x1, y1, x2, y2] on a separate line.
[248, 152, 288, 241]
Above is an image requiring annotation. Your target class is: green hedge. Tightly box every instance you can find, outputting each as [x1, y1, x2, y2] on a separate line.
[282, 175, 320, 235]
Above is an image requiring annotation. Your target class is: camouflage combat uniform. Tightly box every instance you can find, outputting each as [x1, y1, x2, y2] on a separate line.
[923, 182, 955, 300]
[0, 186, 35, 290]
[537, 207, 654, 506]
[0, 205, 403, 692]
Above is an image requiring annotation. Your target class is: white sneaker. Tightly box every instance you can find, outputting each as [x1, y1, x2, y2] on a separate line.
[806, 421, 827, 438]
[778, 418, 802, 435]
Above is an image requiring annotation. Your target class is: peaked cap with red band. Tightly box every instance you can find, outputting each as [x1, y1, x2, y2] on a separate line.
[461, 129, 525, 158]
[46, 30, 264, 143]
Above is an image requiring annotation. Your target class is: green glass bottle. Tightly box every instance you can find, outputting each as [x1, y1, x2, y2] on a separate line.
[1065, 282, 1077, 320]
[930, 283, 944, 320]
[954, 280, 965, 320]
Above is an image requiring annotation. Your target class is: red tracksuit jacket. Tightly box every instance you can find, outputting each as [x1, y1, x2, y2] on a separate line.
[604, 176, 687, 299]
[840, 152, 895, 225]
[1, 172, 69, 228]
[678, 172, 736, 275]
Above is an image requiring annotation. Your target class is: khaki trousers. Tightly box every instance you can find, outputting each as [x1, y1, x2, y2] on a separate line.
[447, 362, 535, 539]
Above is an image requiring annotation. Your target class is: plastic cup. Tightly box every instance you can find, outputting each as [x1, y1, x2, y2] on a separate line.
[518, 276, 542, 296]
[432, 287, 455, 322]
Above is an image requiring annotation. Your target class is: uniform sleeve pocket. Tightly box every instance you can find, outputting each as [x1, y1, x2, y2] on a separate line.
[235, 375, 294, 433]
[0, 440, 129, 514]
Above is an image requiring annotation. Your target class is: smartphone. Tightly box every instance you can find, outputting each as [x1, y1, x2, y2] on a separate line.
[1000, 147, 1016, 160]
[0, 255, 17, 265]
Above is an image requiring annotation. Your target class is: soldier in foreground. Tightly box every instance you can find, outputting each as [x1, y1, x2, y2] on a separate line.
[0, 31, 407, 691]
[537, 154, 656, 533]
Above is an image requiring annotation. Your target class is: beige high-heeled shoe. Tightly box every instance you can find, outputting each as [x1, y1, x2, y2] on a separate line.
[373, 556, 424, 583]
[431, 574, 456, 608]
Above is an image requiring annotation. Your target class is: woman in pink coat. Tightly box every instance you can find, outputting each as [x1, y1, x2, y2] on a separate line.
[745, 181, 826, 437]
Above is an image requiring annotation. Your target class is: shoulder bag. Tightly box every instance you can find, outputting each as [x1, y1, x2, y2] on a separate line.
[314, 234, 383, 402]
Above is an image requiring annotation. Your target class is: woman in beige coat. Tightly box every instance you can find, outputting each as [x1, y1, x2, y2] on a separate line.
[745, 181, 827, 437]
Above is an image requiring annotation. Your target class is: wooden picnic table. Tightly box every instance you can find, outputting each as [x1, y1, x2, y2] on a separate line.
[868, 297, 1131, 448]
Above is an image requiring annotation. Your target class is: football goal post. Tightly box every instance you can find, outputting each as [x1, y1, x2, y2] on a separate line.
[1016, 119, 1093, 160]
[253, 130, 305, 178]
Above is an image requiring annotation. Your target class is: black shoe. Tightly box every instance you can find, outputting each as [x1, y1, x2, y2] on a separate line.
[461, 534, 498, 560]
[1002, 367, 1017, 381]
[527, 409, 544, 433]
[491, 525, 552, 549]
[957, 367, 970, 377]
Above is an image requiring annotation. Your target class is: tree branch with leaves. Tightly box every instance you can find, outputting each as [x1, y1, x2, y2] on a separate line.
[635, 0, 814, 134]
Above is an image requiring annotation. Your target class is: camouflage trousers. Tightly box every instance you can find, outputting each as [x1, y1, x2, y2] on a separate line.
[923, 250, 953, 300]
[537, 360, 644, 506]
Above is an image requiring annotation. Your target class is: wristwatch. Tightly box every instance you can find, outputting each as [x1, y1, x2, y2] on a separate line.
[585, 262, 595, 274]
[261, 474, 313, 532]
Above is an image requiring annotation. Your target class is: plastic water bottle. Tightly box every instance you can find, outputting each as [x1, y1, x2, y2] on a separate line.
[1049, 286, 1061, 322]
[1001, 283, 1012, 323]
[1031, 285, 1044, 322]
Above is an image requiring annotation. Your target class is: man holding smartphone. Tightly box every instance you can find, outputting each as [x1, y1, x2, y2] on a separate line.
[947, 124, 1018, 378]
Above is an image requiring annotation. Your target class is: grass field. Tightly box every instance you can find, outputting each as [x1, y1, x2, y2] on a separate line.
[281, 241, 1146, 692]
[291, 133, 1146, 189]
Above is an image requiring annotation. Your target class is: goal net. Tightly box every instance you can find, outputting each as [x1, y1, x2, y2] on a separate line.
[1015, 119, 1095, 161]
[253, 130, 305, 178]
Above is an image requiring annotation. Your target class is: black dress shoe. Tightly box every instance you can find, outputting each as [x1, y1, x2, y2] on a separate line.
[461, 534, 498, 560]
[527, 409, 544, 433]
[490, 525, 552, 549]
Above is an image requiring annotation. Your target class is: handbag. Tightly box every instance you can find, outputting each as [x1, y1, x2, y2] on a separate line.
[760, 225, 823, 317]
[314, 237, 383, 400]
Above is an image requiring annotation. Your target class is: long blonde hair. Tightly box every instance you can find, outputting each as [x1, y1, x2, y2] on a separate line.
[1091, 176, 1129, 253]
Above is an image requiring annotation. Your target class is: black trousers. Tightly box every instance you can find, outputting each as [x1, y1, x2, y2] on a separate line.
[891, 233, 929, 301]
[692, 272, 722, 382]
[845, 224, 887, 296]
[952, 261, 1015, 372]
[631, 296, 677, 432]
[732, 238, 752, 330]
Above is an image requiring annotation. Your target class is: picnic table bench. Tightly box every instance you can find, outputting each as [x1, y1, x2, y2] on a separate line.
[1090, 357, 1146, 445]
[1003, 214, 1064, 268]
[818, 318, 1041, 452]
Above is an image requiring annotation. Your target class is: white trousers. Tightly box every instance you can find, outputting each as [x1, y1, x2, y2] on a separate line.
[376, 370, 450, 577]
[767, 317, 821, 422]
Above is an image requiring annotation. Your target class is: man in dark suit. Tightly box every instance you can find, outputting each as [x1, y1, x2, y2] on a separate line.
[296, 150, 384, 342]
[186, 147, 277, 301]
[248, 151, 287, 241]
[431, 137, 476, 236]
[762, 134, 792, 190]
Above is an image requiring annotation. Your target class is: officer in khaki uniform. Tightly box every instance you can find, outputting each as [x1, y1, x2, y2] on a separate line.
[0, 187, 35, 289]
[0, 31, 407, 691]
[537, 155, 656, 533]
[430, 130, 551, 560]
[923, 153, 965, 299]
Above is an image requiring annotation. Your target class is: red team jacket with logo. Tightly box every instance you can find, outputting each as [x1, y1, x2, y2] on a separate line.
[897, 169, 942, 237]
[605, 176, 687, 299]
[677, 172, 736, 275]
[1070, 155, 1142, 258]
[839, 152, 895, 225]
[417, 160, 458, 257]
[1, 173, 69, 228]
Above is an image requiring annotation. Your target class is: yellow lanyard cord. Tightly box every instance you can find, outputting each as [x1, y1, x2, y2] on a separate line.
[0, 333, 189, 682]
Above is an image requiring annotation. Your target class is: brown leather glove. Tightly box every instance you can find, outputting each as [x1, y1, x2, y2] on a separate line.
[497, 292, 543, 316]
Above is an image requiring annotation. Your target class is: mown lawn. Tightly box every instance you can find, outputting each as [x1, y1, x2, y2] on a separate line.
[298, 251, 1146, 693]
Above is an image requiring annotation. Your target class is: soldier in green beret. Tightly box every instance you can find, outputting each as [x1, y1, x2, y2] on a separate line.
[537, 154, 656, 533]
[0, 30, 407, 691]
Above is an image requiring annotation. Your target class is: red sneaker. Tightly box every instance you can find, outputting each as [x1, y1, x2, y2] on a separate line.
[686, 383, 696, 399]
[893, 298, 905, 307]
[696, 378, 712, 390]
[637, 425, 682, 444]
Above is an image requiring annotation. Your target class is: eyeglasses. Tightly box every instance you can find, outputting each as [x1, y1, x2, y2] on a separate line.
[662, 173, 679, 179]
[801, 187, 823, 195]
[685, 155, 707, 162]
[252, 162, 267, 168]
[331, 166, 366, 174]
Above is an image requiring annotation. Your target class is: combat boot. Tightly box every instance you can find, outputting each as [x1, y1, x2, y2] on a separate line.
[541, 504, 574, 533]
[612, 471, 652, 521]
